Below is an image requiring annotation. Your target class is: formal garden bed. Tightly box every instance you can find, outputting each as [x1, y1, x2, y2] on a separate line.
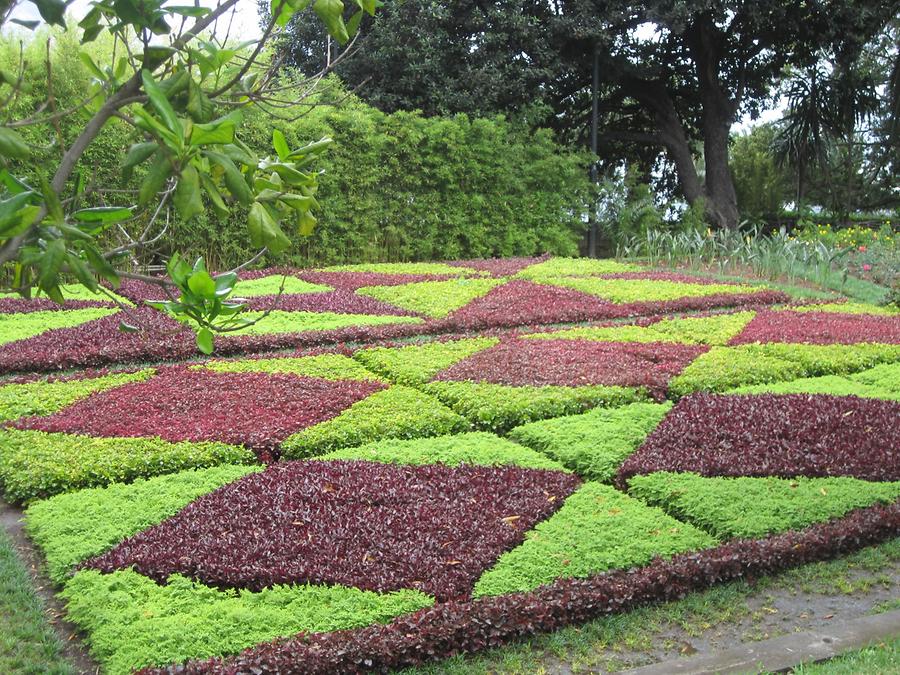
[0, 256, 897, 673]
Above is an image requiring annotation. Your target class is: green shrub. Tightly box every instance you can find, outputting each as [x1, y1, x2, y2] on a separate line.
[0, 370, 154, 422]
[198, 354, 382, 381]
[0, 284, 131, 306]
[231, 275, 331, 297]
[849, 362, 900, 392]
[472, 482, 715, 597]
[508, 402, 672, 481]
[668, 343, 900, 396]
[540, 278, 753, 303]
[25, 465, 260, 582]
[352, 337, 499, 385]
[280, 386, 469, 458]
[728, 374, 900, 400]
[514, 258, 640, 280]
[233, 310, 423, 335]
[422, 381, 646, 432]
[316, 262, 485, 275]
[316, 432, 567, 472]
[0, 308, 117, 346]
[790, 302, 898, 316]
[0, 429, 255, 504]
[61, 569, 432, 675]
[628, 472, 900, 539]
[355, 278, 502, 318]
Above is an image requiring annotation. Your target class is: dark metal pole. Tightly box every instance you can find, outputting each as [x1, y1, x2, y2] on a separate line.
[588, 48, 599, 258]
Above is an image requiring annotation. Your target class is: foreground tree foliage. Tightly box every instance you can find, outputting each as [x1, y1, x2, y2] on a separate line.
[272, 0, 898, 229]
[0, 0, 376, 352]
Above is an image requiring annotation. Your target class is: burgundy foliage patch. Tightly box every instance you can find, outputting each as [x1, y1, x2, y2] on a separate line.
[433, 338, 708, 398]
[729, 309, 900, 345]
[242, 289, 420, 316]
[0, 297, 112, 313]
[85, 460, 580, 601]
[445, 255, 550, 277]
[618, 393, 900, 483]
[444, 280, 627, 329]
[16, 368, 384, 453]
[143, 500, 900, 675]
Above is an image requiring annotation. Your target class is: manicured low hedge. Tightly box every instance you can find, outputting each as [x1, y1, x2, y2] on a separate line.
[352, 337, 499, 385]
[356, 278, 503, 318]
[628, 472, 900, 539]
[541, 278, 754, 303]
[508, 402, 672, 481]
[25, 465, 261, 582]
[62, 569, 432, 675]
[317, 262, 487, 276]
[199, 354, 383, 381]
[472, 482, 716, 597]
[280, 386, 470, 457]
[234, 310, 423, 335]
[231, 275, 331, 297]
[0, 368, 154, 422]
[0, 307, 117, 346]
[422, 381, 645, 432]
[0, 429, 255, 504]
[514, 258, 640, 280]
[316, 432, 567, 472]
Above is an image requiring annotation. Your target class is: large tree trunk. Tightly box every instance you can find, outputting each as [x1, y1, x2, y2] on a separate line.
[702, 109, 741, 229]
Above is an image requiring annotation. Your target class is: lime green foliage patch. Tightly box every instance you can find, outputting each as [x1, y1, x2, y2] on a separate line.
[353, 337, 500, 385]
[515, 257, 640, 280]
[0, 369, 154, 422]
[525, 312, 755, 346]
[25, 465, 260, 583]
[61, 569, 432, 675]
[232, 275, 331, 297]
[542, 278, 753, 304]
[508, 402, 672, 482]
[281, 386, 469, 458]
[729, 374, 900, 400]
[356, 278, 503, 318]
[628, 472, 900, 539]
[848, 362, 900, 391]
[0, 283, 131, 306]
[317, 432, 567, 472]
[233, 310, 423, 335]
[0, 308, 118, 345]
[790, 302, 899, 316]
[669, 343, 900, 396]
[318, 262, 485, 276]
[199, 354, 382, 381]
[423, 381, 646, 432]
[0, 429, 255, 504]
[473, 482, 715, 597]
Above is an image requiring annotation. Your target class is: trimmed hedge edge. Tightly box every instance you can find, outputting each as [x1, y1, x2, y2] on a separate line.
[143, 499, 900, 675]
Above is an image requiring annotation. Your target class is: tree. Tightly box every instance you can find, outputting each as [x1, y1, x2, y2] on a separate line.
[271, 0, 898, 229]
[0, 0, 377, 353]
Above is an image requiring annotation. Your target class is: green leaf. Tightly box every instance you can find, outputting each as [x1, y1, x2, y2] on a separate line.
[205, 151, 251, 205]
[298, 210, 317, 236]
[67, 254, 100, 292]
[286, 137, 333, 160]
[196, 327, 214, 354]
[272, 129, 289, 161]
[10, 18, 41, 30]
[141, 70, 183, 138]
[187, 270, 216, 299]
[33, 0, 67, 27]
[166, 5, 212, 17]
[78, 52, 106, 80]
[248, 201, 291, 254]
[190, 114, 239, 146]
[214, 272, 237, 297]
[141, 46, 177, 72]
[199, 172, 229, 217]
[173, 165, 204, 221]
[347, 10, 363, 37]
[38, 238, 66, 294]
[138, 152, 172, 205]
[122, 142, 159, 178]
[83, 245, 119, 287]
[0, 127, 31, 159]
[314, 0, 350, 44]
[73, 207, 133, 224]
[39, 176, 64, 224]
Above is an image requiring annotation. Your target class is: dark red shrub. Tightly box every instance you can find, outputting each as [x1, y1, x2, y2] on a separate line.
[143, 499, 900, 675]
[433, 338, 708, 398]
[15, 368, 384, 453]
[618, 393, 900, 483]
[243, 290, 420, 316]
[729, 310, 900, 345]
[445, 255, 551, 277]
[85, 459, 580, 601]
[296, 270, 457, 290]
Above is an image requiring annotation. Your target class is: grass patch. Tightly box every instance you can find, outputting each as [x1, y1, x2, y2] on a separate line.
[473, 482, 715, 597]
[353, 337, 500, 385]
[0, 528, 75, 675]
[316, 432, 568, 472]
[0, 429, 255, 504]
[24, 464, 261, 583]
[508, 402, 671, 482]
[0, 308, 118, 346]
[628, 472, 900, 539]
[356, 278, 503, 318]
[0, 369, 154, 422]
[280, 386, 469, 458]
[422, 381, 646, 432]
